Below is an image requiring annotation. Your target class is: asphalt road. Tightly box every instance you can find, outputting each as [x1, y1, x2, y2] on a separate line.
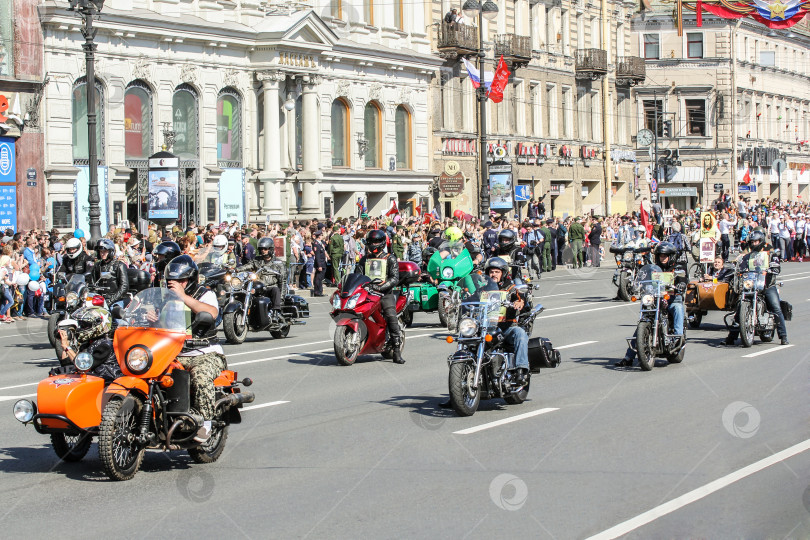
[1, 263, 808, 539]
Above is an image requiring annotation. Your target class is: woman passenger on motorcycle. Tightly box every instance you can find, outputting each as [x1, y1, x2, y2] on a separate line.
[483, 257, 530, 383]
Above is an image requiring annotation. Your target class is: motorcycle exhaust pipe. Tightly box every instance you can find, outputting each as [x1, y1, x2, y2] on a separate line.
[215, 391, 256, 410]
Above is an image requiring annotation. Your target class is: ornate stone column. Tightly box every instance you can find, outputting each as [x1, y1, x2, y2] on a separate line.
[257, 71, 284, 219]
[298, 74, 322, 216]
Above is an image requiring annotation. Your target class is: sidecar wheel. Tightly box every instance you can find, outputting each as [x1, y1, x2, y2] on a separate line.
[270, 324, 291, 339]
[188, 425, 228, 464]
[98, 396, 145, 481]
[50, 432, 92, 462]
[504, 375, 531, 405]
[400, 309, 413, 328]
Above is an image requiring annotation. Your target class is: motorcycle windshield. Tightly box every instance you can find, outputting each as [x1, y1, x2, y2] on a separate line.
[636, 264, 668, 296]
[459, 275, 505, 326]
[66, 273, 86, 292]
[117, 288, 191, 334]
[341, 273, 370, 297]
[747, 251, 769, 272]
[427, 242, 474, 281]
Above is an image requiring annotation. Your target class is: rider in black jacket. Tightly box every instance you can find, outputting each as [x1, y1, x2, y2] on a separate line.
[58, 237, 91, 276]
[235, 237, 285, 312]
[356, 229, 404, 364]
[91, 238, 129, 307]
[495, 229, 527, 279]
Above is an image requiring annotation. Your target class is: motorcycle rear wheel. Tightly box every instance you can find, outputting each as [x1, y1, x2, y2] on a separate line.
[98, 396, 145, 481]
[223, 312, 248, 345]
[270, 324, 291, 339]
[636, 321, 656, 371]
[334, 326, 361, 366]
[50, 432, 92, 462]
[188, 425, 228, 464]
[400, 308, 413, 328]
[449, 362, 480, 417]
[617, 273, 631, 302]
[504, 375, 531, 405]
[437, 298, 449, 328]
[739, 301, 755, 348]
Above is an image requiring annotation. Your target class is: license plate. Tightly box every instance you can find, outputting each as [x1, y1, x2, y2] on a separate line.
[408, 290, 415, 300]
[421, 295, 428, 302]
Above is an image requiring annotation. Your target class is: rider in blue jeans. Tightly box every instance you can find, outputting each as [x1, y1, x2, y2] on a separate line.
[616, 241, 686, 367]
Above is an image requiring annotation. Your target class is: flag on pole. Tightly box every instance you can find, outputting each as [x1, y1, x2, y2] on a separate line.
[742, 168, 752, 185]
[461, 57, 493, 90]
[385, 200, 399, 217]
[487, 55, 511, 103]
[639, 202, 653, 238]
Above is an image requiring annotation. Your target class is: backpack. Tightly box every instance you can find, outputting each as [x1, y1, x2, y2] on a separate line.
[667, 232, 685, 252]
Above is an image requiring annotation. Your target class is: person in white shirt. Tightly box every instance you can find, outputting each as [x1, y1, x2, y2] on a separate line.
[795, 214, 807, 260]
[717, 212, 737, 260]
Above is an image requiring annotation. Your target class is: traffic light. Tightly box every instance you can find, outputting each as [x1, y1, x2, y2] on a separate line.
[662, 120, 672, 139]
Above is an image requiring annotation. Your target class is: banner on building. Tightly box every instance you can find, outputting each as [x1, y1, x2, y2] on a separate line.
[677, 0, 810, 33]
[219, 168, 246, 224]
[489, 173, 513, 210]
[147, 169, 179, 220]
[0, 136, 17, 232]
[74, 166, 109, 234]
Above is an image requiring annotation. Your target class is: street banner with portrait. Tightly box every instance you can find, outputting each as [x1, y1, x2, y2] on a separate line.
[699, 237, 716, 263]
[489, 173, 513, 210]
[699, 211, 718, 239]
[148, 170, 179, 220]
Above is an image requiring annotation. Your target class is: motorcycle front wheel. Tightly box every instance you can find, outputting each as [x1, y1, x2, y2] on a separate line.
[223, 311, 248, 345]
[50, 432, 92, 462]
[334, 326, 361, 366]
[47, 313, 62, 348]
[636, 321, 656, 371]
[188, 425, 228, 464]
[504, 374, 531, 405]
[617, 273, 631, 302]
[739, 301, 755, 348]
[437, 297, 449, 327]
[98, 395, 145, 481]
[449, 362, 480, 417]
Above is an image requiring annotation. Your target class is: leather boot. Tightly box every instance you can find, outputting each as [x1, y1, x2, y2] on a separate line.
[391, 336, 405, 364]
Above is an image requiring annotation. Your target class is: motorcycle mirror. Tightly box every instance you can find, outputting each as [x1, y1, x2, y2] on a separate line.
[111, 304, 124, 319]
[531, 304, 544, 316]
[57, 272, 66, 281]
[241, 378, 253, 387]
[674, 269, 686, 278]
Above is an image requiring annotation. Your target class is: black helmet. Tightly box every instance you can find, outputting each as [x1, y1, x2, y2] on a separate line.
[165, 254, 199, 295]
[428, 228, 442, 239]
[748, 229, 766, 252]
[654, 241, 678, 270]
[498, 229, 516, 251]
[257, 237, 274, 260]
[154, 241, 181, 273]
[484, 257, 509, 276]
[96, 238, 116, 262]
[365, 229, 387, 257]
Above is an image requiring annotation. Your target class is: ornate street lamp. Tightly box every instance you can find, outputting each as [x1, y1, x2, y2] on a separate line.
[462, 0, 499, 217]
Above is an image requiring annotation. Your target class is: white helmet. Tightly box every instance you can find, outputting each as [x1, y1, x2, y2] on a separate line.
[212, 234, 228, 254]
[65, 237, 82, 259]
[635, 225, 646, 235]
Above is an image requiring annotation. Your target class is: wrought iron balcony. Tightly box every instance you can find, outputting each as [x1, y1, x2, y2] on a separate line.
[494, 34, 532, 68]
[437, 22, 478, 59]
[575, 48, 608, 79]
[616, 56, 646, 85]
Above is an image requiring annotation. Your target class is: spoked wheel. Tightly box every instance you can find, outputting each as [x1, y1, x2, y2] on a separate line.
[47, 313, 62, 348]
[98, 396, 145, 481]
[400, 309, 413, 328]
[739, 301, 755, 348]
[223, 312, 248, 344]
[334, 326, 362, 366]
[689, 263, 704, 281]
[636, 321, 656, 371]
[504, 374, 530, 405]
[687, 311, 703, 329]
[188, 425, 228, 464]
[50, 432, 92, 462]
[437, 297, 449, 328]
[270, 324, 291, 339]
[449, 362, 480, 416]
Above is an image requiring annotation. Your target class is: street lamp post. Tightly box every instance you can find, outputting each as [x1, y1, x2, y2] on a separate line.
[70, 0, 105, 241]
[462, 0, 499, 218]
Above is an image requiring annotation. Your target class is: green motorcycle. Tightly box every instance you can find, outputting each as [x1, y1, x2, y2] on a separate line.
[429, 242, 477, 332]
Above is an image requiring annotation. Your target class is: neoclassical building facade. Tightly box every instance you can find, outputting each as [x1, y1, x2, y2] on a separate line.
[39, 0, 440, 231]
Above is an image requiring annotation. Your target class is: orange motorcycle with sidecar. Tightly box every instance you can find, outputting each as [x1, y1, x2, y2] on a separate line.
[13, 287, 254, 481]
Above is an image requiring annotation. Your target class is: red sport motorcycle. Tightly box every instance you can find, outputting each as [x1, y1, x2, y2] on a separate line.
[330, 261, 419, 365]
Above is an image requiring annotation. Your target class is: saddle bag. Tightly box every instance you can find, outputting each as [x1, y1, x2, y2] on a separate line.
[528, 337, 562, 373]
[780, 300, 793, 321]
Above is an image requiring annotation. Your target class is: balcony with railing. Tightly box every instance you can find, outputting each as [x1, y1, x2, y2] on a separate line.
[494, 34, 532, 68]
[616, 56, 646, 85]
[437, 22, 478, 59]
[575, 48, 608, 79]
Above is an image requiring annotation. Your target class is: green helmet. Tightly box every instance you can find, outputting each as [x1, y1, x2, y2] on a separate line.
[443, 226, 463, 243]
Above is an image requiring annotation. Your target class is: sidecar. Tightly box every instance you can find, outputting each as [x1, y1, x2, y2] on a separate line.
[684, 280, 734, 329]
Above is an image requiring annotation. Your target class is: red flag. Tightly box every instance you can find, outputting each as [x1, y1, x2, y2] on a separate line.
[639, 203, 652, 238]
[696, 0, 703, 26]
[743, 168, 752, 185]
[801, 164, 806, 174]
[385, 200, 399, 217]
[487, 55, 511, 104]
[415, 204, 422, 216]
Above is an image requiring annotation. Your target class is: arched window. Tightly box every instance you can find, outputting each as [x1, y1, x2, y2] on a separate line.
[172, 84, 198, 159]
[364, 102, 381, 169]
[331, 99, 350, 167]
[395, 105, 411, 170]
[72, 77, 104, 165]
[124, 81, 152, 160]
[217, 88, 242, 166]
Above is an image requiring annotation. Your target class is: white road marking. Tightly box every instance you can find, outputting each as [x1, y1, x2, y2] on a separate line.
[556, 340, 598, 350]
[453, 408, 560, 435]
[0, 382, 38, 392]
[779, 275, 810, 283]
[0, 331, 46, 339]
[538, 303, 630, 319]
[241, 400, 290, 412]
[741, 344, 794, 358]
[228, 340, 333, 357]
[585, 438, 810, 540]
[533, 292, 573, 299]
[0, 393, 37, 402]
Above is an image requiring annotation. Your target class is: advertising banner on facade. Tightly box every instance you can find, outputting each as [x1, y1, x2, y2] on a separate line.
[489, 173, 513, 210]
[74, 166, 108, 235]
[0, 136, 17, 232]
[147, 169, 179, 220]
[219, 168, 246, 224]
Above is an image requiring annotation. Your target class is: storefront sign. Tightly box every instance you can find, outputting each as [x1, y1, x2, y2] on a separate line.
[611, 149, 637, 162]
[442, 138, 476, 156]
[489, 163, 512, 173]
[740, 147, 783, 168]
[0, 136, 16, 232]
[438, 172, 465, 195]
[658, 187, 698, 197]
[549, 184, 566, 195]
[219, 168, 246, 224]
[558, 145, 574, 166]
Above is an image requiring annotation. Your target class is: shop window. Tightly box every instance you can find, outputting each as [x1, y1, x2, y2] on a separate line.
[124, 81, 152, 160]
[0, 1, 12, 77]
[172, 84, 198, 160]
[72, 77, 105, 165]
[395, 105, 411, 170]
[331, 99, 350, 167]
[364, 102, 382, 169]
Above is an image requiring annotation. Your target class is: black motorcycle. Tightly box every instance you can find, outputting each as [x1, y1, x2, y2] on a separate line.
[222, 268, 310, 344]
[197, 252, 234, 309]
[446, 273, 556, 417]
[626, 264, 687, 371]
[610, 245, 651, 302]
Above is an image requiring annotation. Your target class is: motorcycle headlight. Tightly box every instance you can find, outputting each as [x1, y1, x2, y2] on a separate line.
[641, 294, 654, 306]
[74, 352, 93, 371]
[198, 275, 206, 285]
[331, 294, 341, 310]
[249, 273, 258, 281]
[458, 317, 478, 338]
[345, 292, 361, 310]
[230, 277, 243, 290]
[442, 267, 454, 280]
[125, 345, 152, 374]
[743, 279, 754, 290]
[66, 291, 79, 307]
[13, 399, 35, 423]
[623, 252, 633, 261]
